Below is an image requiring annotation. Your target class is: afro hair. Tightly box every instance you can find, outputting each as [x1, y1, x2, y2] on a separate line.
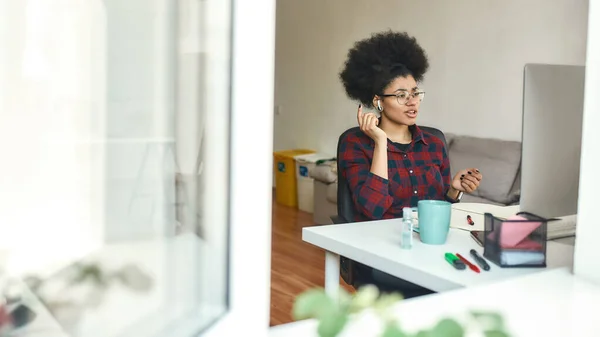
[339, 30, 429, 108]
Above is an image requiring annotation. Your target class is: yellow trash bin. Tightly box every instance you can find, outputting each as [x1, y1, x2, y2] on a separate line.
[273, 149, 315, 207]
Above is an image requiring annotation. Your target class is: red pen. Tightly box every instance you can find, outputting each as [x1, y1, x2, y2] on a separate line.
[456, 253, 480, 273]
[467, 215, 474, 226]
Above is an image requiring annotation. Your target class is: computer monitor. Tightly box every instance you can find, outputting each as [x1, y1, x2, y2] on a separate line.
[519, 63, 585, 219]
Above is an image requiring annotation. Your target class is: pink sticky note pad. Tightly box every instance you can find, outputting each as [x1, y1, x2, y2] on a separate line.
[499, 215, 541, 248]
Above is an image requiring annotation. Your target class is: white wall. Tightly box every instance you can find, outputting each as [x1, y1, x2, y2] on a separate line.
[574, 0, 600, 284]
[274, 0, 588, 155]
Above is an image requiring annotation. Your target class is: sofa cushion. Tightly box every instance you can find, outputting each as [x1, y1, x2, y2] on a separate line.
[449, 136, 521, 205]
[443, 132, 457, 148]
[460, 193, 504, 205]
[506, 169, 521, 204]
[310, 163, 337, 184]
[326, 182, 337, 203]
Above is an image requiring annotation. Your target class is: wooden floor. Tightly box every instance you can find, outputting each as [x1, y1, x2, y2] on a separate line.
[269, 197, 354, 326]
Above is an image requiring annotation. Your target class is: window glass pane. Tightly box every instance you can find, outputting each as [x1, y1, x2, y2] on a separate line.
[0, 0, 231, 335]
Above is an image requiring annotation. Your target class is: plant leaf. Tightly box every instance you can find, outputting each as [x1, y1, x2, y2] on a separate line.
[414, 330, 431, 337]
[317, 310, 348, 337]
[470, 311, 505, 330]
[349, 284, 380, 311]
[381, 323, 408, 337]
[483, 330, 510, 337]
[373, 293, 403, 314]
[337, 288, 353, 311]
[292, 288, 335, 320]
[430, 318, 464, 337]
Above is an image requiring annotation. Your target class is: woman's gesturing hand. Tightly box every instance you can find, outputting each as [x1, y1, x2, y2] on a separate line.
[452, 168, 483, 193]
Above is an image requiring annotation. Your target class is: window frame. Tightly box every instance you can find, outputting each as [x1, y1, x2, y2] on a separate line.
[202, 0, 275, 335]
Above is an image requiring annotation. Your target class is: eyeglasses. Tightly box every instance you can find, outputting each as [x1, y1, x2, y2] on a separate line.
[379, 91, 425, 105]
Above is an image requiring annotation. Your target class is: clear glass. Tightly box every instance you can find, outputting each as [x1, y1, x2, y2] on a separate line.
[382, 91, 426, 105]
[401, 208, 414, 249]
[0, 0, 231, 335]
[396, 91, 425, 105]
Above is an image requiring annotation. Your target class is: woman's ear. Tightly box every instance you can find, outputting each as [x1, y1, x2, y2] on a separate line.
[372, 96, 382, 111]
[372, 96, 383, 112]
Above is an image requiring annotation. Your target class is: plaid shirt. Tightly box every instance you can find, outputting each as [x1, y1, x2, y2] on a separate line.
[339, 125, 456, 221]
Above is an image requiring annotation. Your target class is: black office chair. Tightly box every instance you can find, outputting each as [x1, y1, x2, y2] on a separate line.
[332, 126, 448, 288]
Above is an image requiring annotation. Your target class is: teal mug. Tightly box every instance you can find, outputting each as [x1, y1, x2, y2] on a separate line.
[413, 200, 452, 245]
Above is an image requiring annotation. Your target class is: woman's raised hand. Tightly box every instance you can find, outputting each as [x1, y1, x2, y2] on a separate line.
[357, 104, 387, 144]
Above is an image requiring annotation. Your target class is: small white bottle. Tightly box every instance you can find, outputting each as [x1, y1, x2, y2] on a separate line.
[401, 207, 414, 249]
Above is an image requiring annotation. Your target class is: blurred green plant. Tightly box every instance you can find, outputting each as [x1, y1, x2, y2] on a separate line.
[24, 261, 153, 313]
[293, 285, 510, 337]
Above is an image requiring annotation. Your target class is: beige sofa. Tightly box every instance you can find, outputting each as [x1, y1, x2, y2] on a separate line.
[311, 134, 522, 225]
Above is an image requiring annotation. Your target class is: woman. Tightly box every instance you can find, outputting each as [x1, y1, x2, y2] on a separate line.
[339, 30, 482, 221]
[338, 31, 483, 296]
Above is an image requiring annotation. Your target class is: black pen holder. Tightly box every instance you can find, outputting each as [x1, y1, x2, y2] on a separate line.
[483, 212, 548, 268]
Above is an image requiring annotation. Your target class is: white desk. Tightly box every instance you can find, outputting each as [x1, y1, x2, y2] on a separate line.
[270, 267, 599, 337]
[302, 218, 574, 296]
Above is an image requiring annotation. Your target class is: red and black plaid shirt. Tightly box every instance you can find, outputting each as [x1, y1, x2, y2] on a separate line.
[339, 125, 456, 221]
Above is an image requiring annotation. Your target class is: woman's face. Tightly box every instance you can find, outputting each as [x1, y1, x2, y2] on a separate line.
[375, 75, 422, 126]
